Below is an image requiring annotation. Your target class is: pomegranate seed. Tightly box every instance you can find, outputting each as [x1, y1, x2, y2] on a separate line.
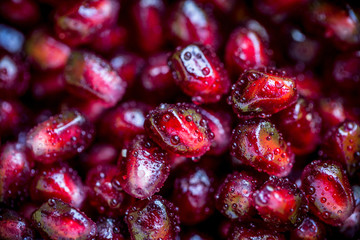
[144, 102, 214, 157]
[0, 208, 34, 240]
[169, 43, 230, 104]
[290, 216, 326, 240]
[301, 160, 355, 226]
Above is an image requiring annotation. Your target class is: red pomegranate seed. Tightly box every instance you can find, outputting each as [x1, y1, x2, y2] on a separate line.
[253, 176, 308, 230]
[229, 68, 298, 119]
[321, 120, 360, 176]
[301, 160, 355, 226]
[26, 110, 94, 164]
[30, 164, 85, 208]
[225, 26, 271, 76]
[0, 142, 31, 204]
[113, 135, 170, 199]
[273, 97, 322, 155]
[168, 0, 219, 49]
[31, 71, 66, 100]
[89, 25, 127, 54]
[54, 0, 120, 47]
[144, 102, 214, 158]
[100, 101, 152, 146]
[169, 43, 230, 104]
[65, 51, 127, 107]
[0, 24, 24, 54]
[290, 216, 326, 240]
[26, 29, 71, 71]
[32, 198, 97, 240]
[125, 195, 180, 240]
[215, 171, 258, 220]
[230, 119, 295, 177]
[0, 208, 35, 240]
[79, 143, 118, 169]
[0, 99, 28, 137]
[131, 0, 165, 53]
[171, 162, 216, 225]
[86, 164, 134, 216]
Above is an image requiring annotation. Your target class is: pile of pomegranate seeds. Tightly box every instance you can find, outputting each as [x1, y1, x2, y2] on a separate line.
[1, 0, 360, 239]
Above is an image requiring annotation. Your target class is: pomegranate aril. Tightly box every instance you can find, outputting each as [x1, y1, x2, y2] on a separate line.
[290, 216, 326, 240]
[305, 1, 360, 50]
[301, 160, 355, 226]
[195, 0, 235, 13]
[65, 51, 127, 107]
[32, 198, 97, 240]
[0, 24, 24, 54]
[131, 0, 165, 53]
[255, 0, 309, 16]
[273, 97, 322, 155]
[26, 110, 94, 164]
[320, 120, 360, 176]
[113, 134, 170, 199]
[99, 101, 152, 146]
[140, 52, 177, 103]
[0, 53, 30, 98]
[25, 29, 71, 71]
[253, 176, 308, 230]
[225, 26, 271, 76]
[229, 68, 298, 119]
[231, 119, 295, 177]
[0, 208, 35, 240]
[89, 25, 127, 54]
[86, 164, 134, 216]
[31, 71, 66, 100]
[181, 229, 213, 240]
[0, 142, 31, 204]
[171, 161, 216, 225]
[30, 164, 85, 208]
[215, 171, 258, 220]
[169, 43, 230, 104]
[144, 102, 214, 157]
[79, 143, 118, 170]
[339, 185, 360, 239]
[54, 0, 120, 47]
[125, 195, 180, 240]
[168, 0, 220, 49]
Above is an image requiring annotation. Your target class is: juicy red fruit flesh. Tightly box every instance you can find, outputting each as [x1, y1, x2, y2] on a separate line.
[113, 135, 170, 199]
[231, 119, 295, 177]
[229, 68, 298, 119]
[32, 198, 97, 240]
[169, 43, 230, 104]
[125, 195, 180, 240]
[301, 160, 355, 226]
[253, 176, 308, 230]
[144, 103, 214, 157]
[0, 208, 34, 240]
[26, 110, 94, 164]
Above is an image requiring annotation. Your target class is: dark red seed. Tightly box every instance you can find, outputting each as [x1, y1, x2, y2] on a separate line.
[65, 51, 127, 107]
[229, 68, 298, 119]
[171, 162, 215, 225]
[290, 216, 326, 240]
[145, 103, 214, 157]
[26, 110, 94, 164]
[321, 120, 360, 176]
[228, 221, 286, 240]
[253, 176, 308, 230]
[86, 164, 134, 216]
[301, 160, 355, 226]
[169, 44, 230, 104]
[230, 119, 295, 177]
[0, 208, 34, 240]
[97, 217, 127, 240]
[215, 171, 258, 220]
[31, 198, 97, 240]
[30, 164, 85, 208]
[125, 195, 180, 240]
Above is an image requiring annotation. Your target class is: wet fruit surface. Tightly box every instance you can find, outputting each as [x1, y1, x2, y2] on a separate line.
[1, 0, 360, 239]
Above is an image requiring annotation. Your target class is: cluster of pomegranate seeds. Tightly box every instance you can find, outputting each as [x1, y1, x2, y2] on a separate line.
[1, 0, 360, 239]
